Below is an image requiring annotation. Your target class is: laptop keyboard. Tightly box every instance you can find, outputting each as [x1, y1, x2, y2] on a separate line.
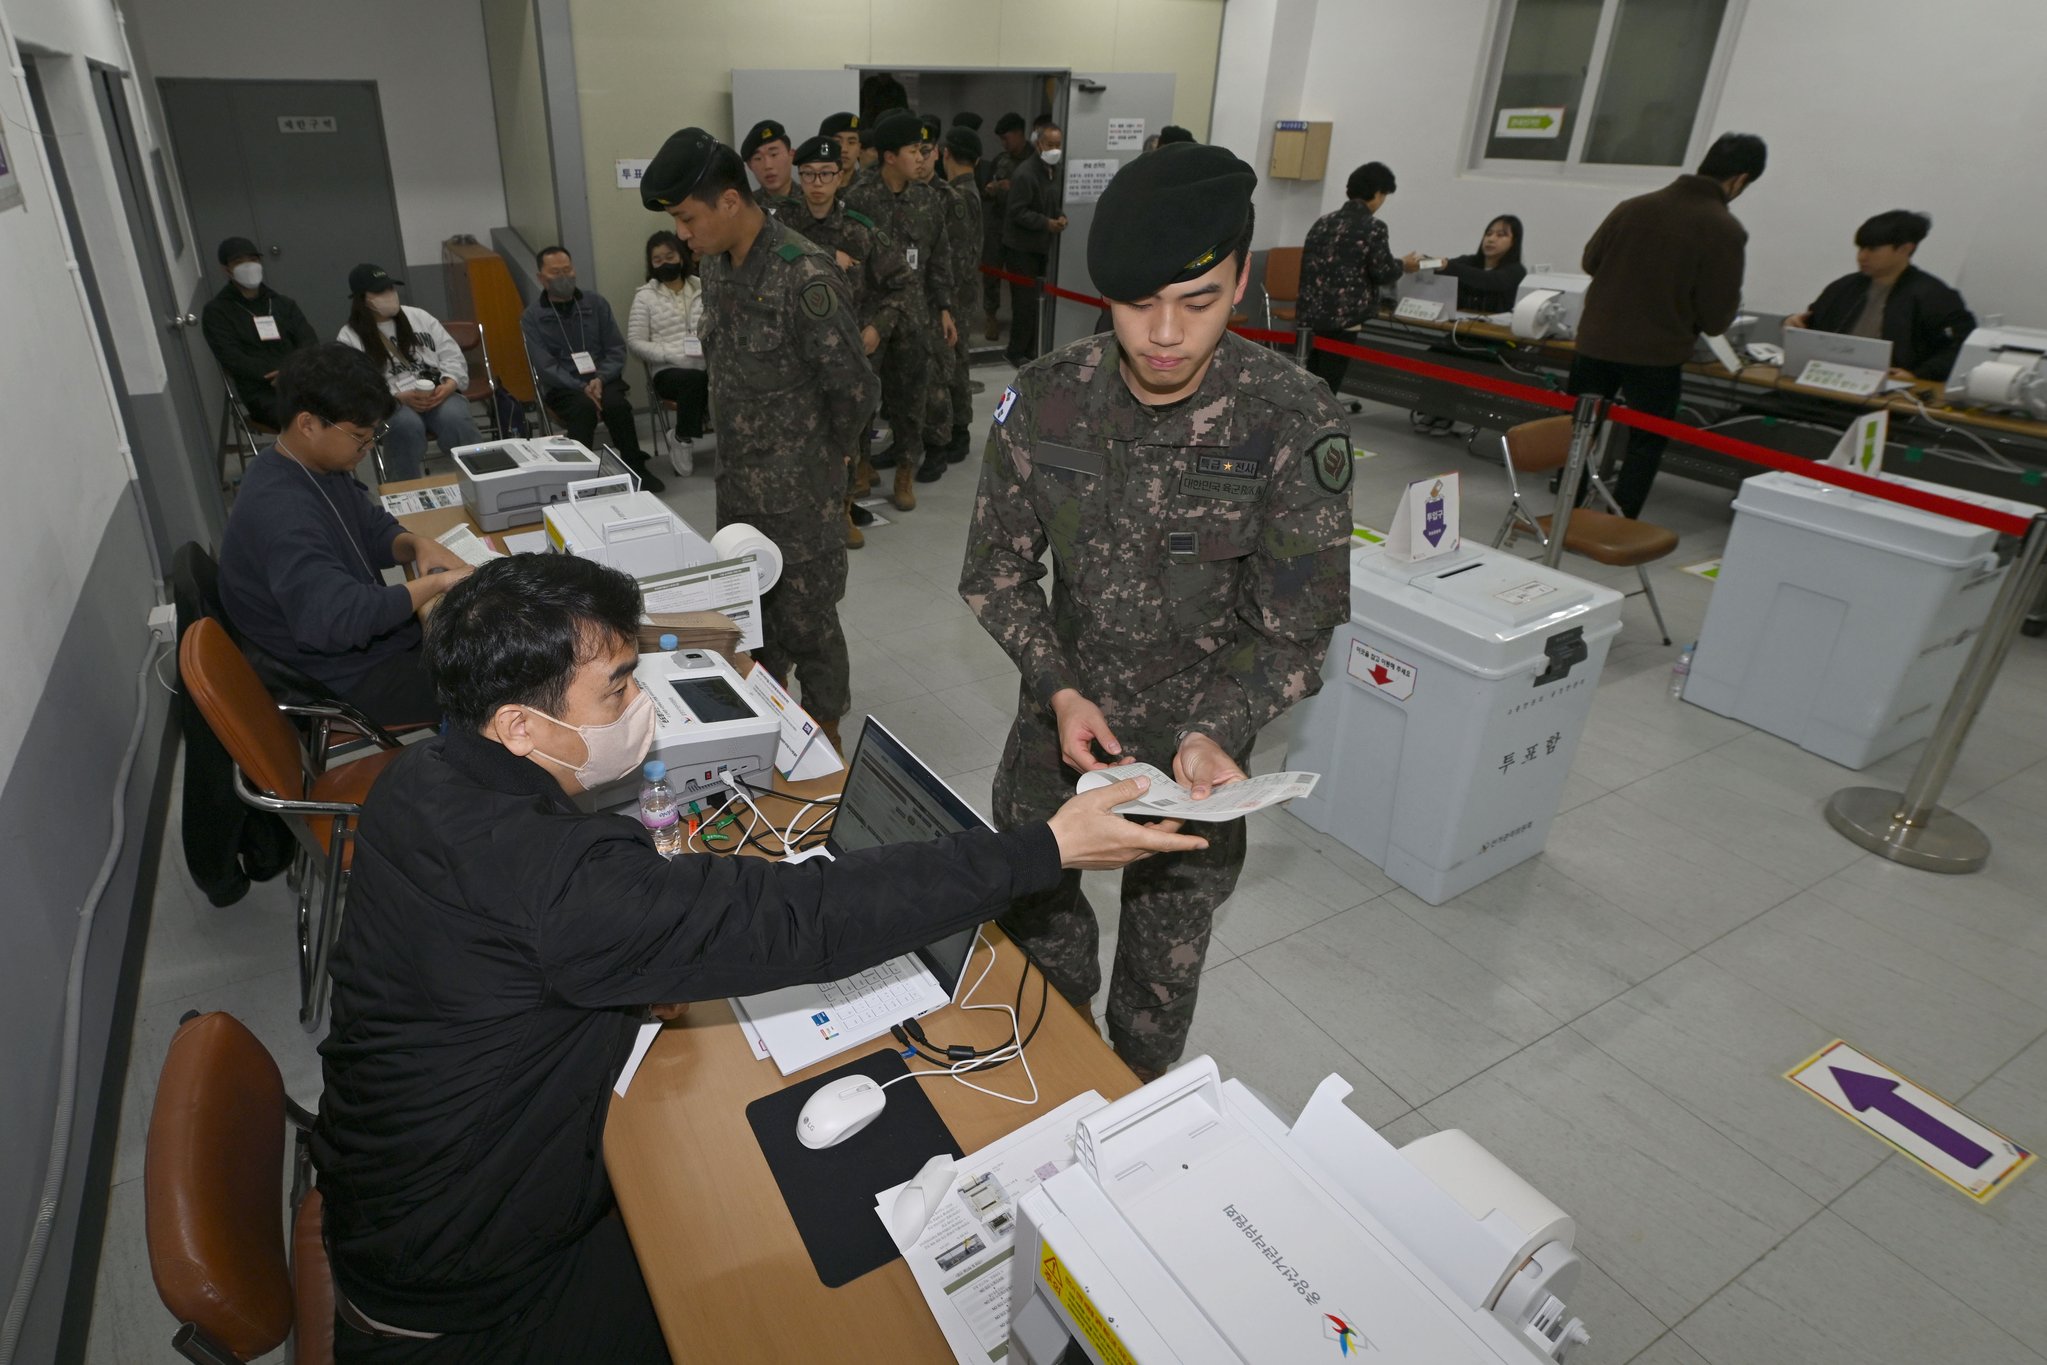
[816, 960, 928, 1031]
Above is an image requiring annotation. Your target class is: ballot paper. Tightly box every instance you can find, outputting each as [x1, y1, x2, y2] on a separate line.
[875, 1091, 1107, 1365]
[613, 1020, 662, 1096]
[742, 662, 844, 781]
[640, 558, 763, 651]
[1076, 762, 1320, 821]
[435, 523, 503, 567]
[501, 529, 550, 554]
[379, 484, 461, 515]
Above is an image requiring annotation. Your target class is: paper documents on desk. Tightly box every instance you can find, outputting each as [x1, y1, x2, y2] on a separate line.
[1079, 762, 1320, 820]
[380, 485, 461, 516]
[875, 1091, 1107, 1365]
[435, 524, 504, 567]
[501, 529, 550, 555]
[640, 559, 763, 651]
[613, 1020, 663, 1096]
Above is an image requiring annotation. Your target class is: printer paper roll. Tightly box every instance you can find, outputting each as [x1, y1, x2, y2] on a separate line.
[1965, 360, 2028, 406]
[710, 522, 784, 593]
[1511, 290, 1560, 341]
[1400, 1128, 1574, 1305]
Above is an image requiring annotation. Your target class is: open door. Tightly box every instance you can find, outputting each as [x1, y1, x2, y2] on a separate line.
[1050, 72, 1176, 348]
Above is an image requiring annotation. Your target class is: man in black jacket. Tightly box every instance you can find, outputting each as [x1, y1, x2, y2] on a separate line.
[520, 244, 664, 492]
[1002, 123, 1067, 366]
[313, 552, 1199, 1362]
[1785, 209, 1976, 382]
[200, 234, 318, 428]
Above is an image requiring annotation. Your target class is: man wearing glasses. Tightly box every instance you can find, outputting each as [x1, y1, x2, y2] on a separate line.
[219, 343, 472, 727]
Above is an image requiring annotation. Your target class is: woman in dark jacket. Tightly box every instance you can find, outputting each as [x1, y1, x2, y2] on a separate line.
[1437, 214, 1527, 313]
[1786, 210, 1975, 381]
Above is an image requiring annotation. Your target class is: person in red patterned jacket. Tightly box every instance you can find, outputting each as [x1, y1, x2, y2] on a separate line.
[1296, 161, 1421, 395]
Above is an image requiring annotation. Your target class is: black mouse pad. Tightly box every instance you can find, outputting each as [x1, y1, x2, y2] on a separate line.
[746, 1047, 962, 1288]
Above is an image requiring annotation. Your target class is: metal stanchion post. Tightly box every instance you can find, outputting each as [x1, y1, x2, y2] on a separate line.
[1825, 511, 2047, 872]
[1294, 327, 1312, 365]
[1545, 394, 1605, 569]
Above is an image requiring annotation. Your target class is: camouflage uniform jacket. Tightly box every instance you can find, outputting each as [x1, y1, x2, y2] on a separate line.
[1297, 200, 1401, 332]
[940, 172, 984, 319]
[699, 216, 878, 560]
[980, 150, 1021, 260]
[768, 198, 915, 348]
[754, 187, 798, 216]
[959, 331, 1354, 754]
[841, 175, 954, 323]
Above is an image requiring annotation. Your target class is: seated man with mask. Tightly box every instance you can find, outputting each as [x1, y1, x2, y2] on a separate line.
[313, 550, 1203, 1363]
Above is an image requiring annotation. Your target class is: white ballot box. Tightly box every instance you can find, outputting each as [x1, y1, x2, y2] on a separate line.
[1285, 542, 1621, 905]
[1006, 1058, 1590, 1365]
[1685, 472, 2038, 769]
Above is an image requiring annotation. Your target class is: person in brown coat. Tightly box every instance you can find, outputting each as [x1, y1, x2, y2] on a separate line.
[1570, 132, 1765, 517]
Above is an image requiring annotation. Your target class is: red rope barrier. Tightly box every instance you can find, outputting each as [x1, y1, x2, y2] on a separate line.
[968, 263, 2032, 537]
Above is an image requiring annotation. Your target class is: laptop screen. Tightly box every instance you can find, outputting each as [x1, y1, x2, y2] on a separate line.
[829, 718, 992, 995]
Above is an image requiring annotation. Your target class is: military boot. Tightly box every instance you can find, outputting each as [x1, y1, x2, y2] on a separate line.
[844, 499, 864, 549]
[851, 455, 877, 497]
[891, 461, 917, 512]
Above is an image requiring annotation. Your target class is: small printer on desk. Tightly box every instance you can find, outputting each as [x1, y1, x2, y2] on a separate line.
[577, 648, 780, 811]
[450, 436, 604, 531]
[544, 476, 714, 581]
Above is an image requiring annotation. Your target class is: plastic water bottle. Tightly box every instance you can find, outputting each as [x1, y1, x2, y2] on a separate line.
[659, 632, 689, 669]
[1669, 642, 1695, 699]
[639, 760, 684, 858]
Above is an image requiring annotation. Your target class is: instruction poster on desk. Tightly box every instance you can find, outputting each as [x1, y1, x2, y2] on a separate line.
[875, 1091, 1107, 1365]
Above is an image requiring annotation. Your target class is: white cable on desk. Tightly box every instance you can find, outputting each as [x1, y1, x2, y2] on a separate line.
[880, 933, 1040, 1107]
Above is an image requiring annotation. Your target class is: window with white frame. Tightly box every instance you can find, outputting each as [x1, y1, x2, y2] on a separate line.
[1473, 0, 1742, 171]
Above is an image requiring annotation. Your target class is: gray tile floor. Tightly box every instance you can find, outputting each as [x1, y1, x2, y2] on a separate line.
[90, 359, 2047, 1364]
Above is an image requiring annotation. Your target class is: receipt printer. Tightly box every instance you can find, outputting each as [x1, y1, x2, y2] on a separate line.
[450, 436, 604, 531]
[1510, 272, 1591, 341]
[544, 476, 714, 581]
[1947, 325, 2047, 419]
[578, 648, 780, 811]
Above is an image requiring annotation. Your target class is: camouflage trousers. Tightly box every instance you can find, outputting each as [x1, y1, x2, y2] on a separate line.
[754, 548, 850, 722]
[873, 321, 928, 470]
[990, 694, 1248, 1075]
[924, 318, 953, 448]
[945, 305, 974, 439]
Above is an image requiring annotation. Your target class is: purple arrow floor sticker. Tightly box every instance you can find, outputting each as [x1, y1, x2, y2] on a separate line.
[1787, 1040, 2032, 1203]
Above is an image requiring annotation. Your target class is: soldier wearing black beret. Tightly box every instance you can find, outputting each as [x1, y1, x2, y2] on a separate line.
[641, 127, 878, 747]
[818, 111, 860, 180]
[960, 143, 1355, 1080]
[739, 119, 796, 211]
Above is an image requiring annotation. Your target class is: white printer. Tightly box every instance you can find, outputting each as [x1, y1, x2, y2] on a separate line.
[577, 647, 780, 810]
[1946, 325, 2047, 419]
[450, 436, 605, 531]
[544, 476, 714, 581]
[1008, 1057, 1590, 1364]
[1509, 273, 1591, 341]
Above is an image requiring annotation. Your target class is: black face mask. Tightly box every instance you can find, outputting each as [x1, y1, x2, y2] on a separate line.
[651, 262, 684, 283]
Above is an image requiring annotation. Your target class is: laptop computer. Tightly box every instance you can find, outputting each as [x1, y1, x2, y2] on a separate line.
[733, 717, 993, 1075]
[1781, 328, 1896, 396]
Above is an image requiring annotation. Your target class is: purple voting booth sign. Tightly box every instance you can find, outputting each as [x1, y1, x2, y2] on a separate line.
[1424, 481, 1447, 547]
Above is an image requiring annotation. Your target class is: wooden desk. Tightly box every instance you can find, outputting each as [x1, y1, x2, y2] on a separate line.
[604, 843, 1137, 1361]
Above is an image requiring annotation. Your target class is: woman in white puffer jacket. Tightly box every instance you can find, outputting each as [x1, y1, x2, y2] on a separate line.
[627, 230, 709, 474]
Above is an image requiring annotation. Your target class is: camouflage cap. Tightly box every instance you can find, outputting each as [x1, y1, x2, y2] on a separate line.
[1088, 142, 1257, 301]
[640, 127, 721, 211]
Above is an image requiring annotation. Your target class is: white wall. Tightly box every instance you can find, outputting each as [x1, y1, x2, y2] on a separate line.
[1259, 0, 2047, 320]
[125, 0, 508, 263]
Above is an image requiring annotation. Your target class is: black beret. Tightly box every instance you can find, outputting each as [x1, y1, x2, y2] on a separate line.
[1157, 125, 1196, 145]
[818, 111, 859, 137]
[951, 112, 983, 130]
[792, 135, 841, 168]
[740, 120, 790, 160]
[1087, 142, 1257, 301]
[918, 113, 943, 140]
[872, 110, 930, 153]
[217, 235, 260, 265]
[943, 127, 983, 162]
[994, 112, 1026, 136]
[641, 127, 720, 210]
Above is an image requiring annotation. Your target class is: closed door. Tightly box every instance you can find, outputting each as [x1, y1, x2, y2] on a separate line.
[159, 78, 406, 338]
[1051, 73, 1176, 348]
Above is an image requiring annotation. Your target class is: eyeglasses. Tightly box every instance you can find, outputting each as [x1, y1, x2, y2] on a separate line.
[319, 417, 389, 451]
[797, 169, 838, 185]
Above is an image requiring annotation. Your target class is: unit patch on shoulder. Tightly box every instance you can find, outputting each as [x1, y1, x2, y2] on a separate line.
[993, 386, 1020, 425]
[1311, 433, 1354, 494]
[800, 280, 836, 319]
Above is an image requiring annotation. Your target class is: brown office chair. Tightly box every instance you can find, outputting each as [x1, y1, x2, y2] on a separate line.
[145, 1010, 333, 1365]
[178, 618, 402, 1030]
[443, 319, 500, 440]
[1263, 246, 1303, 332]
[1496, 415, 1678, 644]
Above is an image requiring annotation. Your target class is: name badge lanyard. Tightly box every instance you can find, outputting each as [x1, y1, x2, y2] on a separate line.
[553, 303, 594, 377]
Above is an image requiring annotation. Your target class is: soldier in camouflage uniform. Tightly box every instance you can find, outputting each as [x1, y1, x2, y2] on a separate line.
[643, 128, 878, 747]
[911, 114, 960, 469]
[935, 125, 986, 465]
[981, 114, 1029, 339]
[819, 111, 861, 183]
[772, 135, 917, 545]
[741, 119, 799, 216]
[1296, 160, 1420, 394]
[958, 144, 1354, 1078]
[843, 111, 958, 506]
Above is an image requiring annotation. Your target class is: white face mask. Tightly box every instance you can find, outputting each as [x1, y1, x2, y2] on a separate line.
[368, 291, 401, 320]
[526, 689, 656, 789]
[1040, 148, 1064, 168]
[231, 262, 264, 289]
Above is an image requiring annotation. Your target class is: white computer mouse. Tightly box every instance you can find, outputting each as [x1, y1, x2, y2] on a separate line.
[890, 1153, 958, 1249]
[796, 1076, 887, 1149]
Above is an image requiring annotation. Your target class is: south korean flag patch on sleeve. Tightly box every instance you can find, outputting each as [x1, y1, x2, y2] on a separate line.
[992, 386, 1019, 426]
